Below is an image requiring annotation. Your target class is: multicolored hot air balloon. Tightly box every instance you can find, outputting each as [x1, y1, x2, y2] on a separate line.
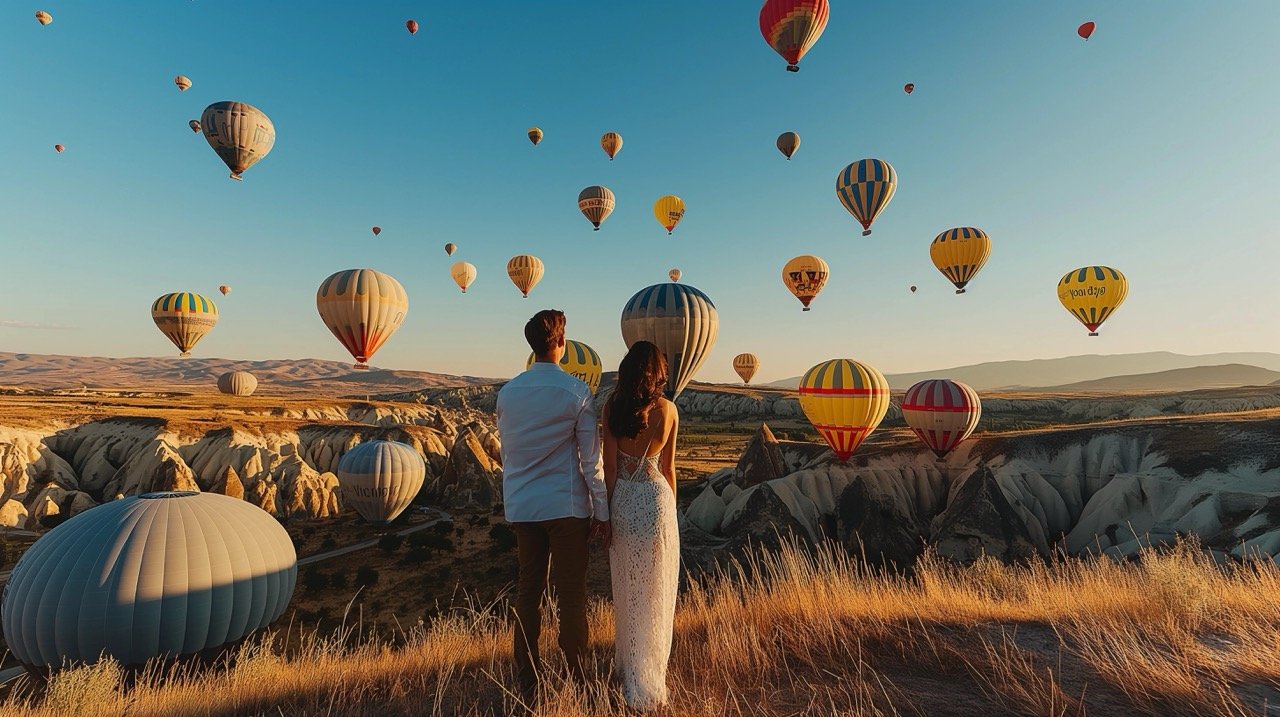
[1078, 21, 1095, 40]
[218, 284, 231, 295]
[525, 339, 604, 395]
[654, 195, 685, 235]
[759, 0, 829, 72]
[733, 353, 759, 385]
[188, 119, 201, 133]
[1, 492, 296, 669]
[776, 131, 801, 159]
[336, 440, 426, 524]
[200, 101, 275, 181]
[1058, 266, 1128, 336]
[798, 358, 890, 462]
[151, 292, 218, 357]
[217, 371, 258, 397]
[578, 186, 615, 230]
[174, 75, 192, 92]
[315, 269, 408, 369]
[601, 132, 623, 160]
[836, 159, 897, 236]
[507, 254, 544, 298]
[35, 10, 51, 25]
[528, 127, 543, 146]
[904, 83, 915, 94]
[621, 283, 719, 398]
[930, 227, 991, 294]
[901, 379, 981, 460]
[371, 226, 381, 237]
[451, 261, 477, 293]
[444, 242, 457, 256]
[668, 268, 681, 282]
[406, 19, 419, 35]
[782, 255, 829, 311]
[54, 144, 64, 153]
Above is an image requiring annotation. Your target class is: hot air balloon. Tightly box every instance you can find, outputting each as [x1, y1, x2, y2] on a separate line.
[759, 0, 829, 72]
[216, 371, 258, 396]
[315, 268, 408, 369]
[200, 101, 275, 181]
[621, 283, 719, 398]
[507, 254, 544, 298]
[668, 268, 681, 282]
[836, 159, 897, 236]
[35, 10, 51, 25]
[782, 255, 829, 311]
[54, 144, 64, 153]
[406, 19, 419, 34]
[451, 261, 477, 293]
[904, 83, 915, 94]
[931, 227, 992, 294]
[336, 440, 426, 524]
[189, 119, 201, 133]
[1078, 21, 1095, 40]
[1058, 266, 1128, 336]
[371, 226, 381, 237]
[152, 292, 218, 357]
[798, 359, 890, 462]
[901, 379, 981, 460]
[910, 285, 917, 293]
[601, 132, 623, 160]
[1, 491, 296, 669]
[444, 242, 457, 256]
[174, 75, 192, 91]
[733, 353, 760, 385]
[528, 127, 543, 146]
[525, 339, 604, 395]
[776, 131, 801, 159]
[218, 284, 231, 295]
[578, 185, 615, 230]
[654, 195, 685, 235]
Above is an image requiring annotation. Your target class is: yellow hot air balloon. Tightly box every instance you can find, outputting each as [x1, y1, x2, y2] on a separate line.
[174, 75, 192, 92]
[200, 101, 276, 181]
[732, 353, 759, 384]
[151, 292, 218, 357]
[930, 227, 991, 294]
[528, 127, 543, 146]
[218, 284, 231, 296]
[316, 268, 409, 369]
[444, 242, 457, 256]
[1058, 266, 1128, 336]
[653, 195, 685, 235]
[668, 268, 681, 282]
[35, 10, 52, 26]
[525, 339, 604, 395]
[782, 255, 829, 311]
[507, 255, 545, 298]
[798, 359, 891, 462]
[776, 131, 800, 160]
[601, 132, 623, 160]
[578, 186, 615, 230]
[836, 159, 897, 236]
[451, 261, 477, 293]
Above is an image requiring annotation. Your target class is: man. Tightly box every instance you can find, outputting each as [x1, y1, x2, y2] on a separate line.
[496, 309, 609, 702]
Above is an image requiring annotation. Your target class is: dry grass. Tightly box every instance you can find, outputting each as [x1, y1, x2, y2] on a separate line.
[4, 540, 1280, 716]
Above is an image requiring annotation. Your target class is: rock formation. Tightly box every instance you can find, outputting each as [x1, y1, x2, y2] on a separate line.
[434, 428, 503, 512]
[734, 424, 787, 488]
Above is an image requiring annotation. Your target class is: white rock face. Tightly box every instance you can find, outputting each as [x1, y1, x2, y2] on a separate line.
[0, 499, 29, 529]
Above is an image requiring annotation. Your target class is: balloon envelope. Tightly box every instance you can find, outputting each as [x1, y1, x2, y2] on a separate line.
[620, 283, 719, 399]
[315, 269, 409, 369]
[776, 131, 800, 159]
[1078, 21, 1095, 40]
[218, 284, 231, 295]
[578, 186, 615, 230]
[528, 127, 543, 145]
[451, 261, 477, 293]
[54, 144, 64, 153]
[217, 371, 258, 396]
[601, 132, 623, 160]
[733, 353, 760, 384]
[759, 0, 830, 71]
[406, 19, 419, 34]
[201, 101, 275, 181]
[175, 75, 192, 91]
[904, 83, 915, 94]
[836, 159, 897, 235]
[1058, 266, 1127, 336]
[782, 255, 829, 310]
[653, 195, 685, 234]
[930, 227, 992, 294]
[189, 119, 201, 133]
[901, 379, 981, 459]
[1, 491, 296, 668]
[668, 268, 681, 282]
[35, 10, 52, 25]
[371, 226, 381, 236]
[507, 254, 545, 298]
[336, 440, 426, 524]
[525, 339, 604, 395]
[798, 359, 890, 462]
[444, 242, 457, 255]
[152, 292, 218, 356]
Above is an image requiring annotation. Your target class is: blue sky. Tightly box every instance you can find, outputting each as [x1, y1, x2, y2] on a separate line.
[2, 1, 1278, 383]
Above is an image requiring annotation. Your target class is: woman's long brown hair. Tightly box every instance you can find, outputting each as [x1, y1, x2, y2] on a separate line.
[606, 341, 668, 439]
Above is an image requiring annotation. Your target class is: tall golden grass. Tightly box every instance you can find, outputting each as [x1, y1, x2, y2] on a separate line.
[3, 539, 1279, 716]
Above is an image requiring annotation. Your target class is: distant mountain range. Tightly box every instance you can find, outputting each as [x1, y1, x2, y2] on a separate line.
[763, 352, 1280, 392]
[0, 352, 496, 395]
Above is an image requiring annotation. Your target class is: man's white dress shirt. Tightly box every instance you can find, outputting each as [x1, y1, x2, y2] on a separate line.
[497, 362, 608, 522]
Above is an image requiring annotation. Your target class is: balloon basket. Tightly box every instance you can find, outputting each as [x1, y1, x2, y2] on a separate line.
[180, 352, 191, 358]
[802, 307, 811, 312]
[593, 226, 600, 231]
[353, 363, 370, 371]
[786, 65, 799, 72]
[1089, 332, 1099, 337]
[862, 229, 872, 236]
[956, 289, 966, 295]
[228, 173, 243, 181]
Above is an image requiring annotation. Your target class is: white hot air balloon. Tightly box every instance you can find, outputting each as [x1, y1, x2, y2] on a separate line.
[336, 440, 426, 524]
[1, 492, 296, 668]
[200, 101, 276, 181]
[217, 371, 258, 396]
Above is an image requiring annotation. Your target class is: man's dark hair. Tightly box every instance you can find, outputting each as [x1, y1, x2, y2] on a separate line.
[524, 309, 565, 355]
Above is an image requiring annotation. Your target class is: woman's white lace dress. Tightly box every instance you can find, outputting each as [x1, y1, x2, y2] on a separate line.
[610, 448, 680, 710]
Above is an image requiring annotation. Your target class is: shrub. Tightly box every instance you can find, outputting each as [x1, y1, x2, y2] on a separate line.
[355, 565, 379, 588]
[489, 523, 517, 552]
[378, 534, 405, 554]
[320, 536, 337, 551]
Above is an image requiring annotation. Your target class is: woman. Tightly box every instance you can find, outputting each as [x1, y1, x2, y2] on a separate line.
[603, 340, 680, 711]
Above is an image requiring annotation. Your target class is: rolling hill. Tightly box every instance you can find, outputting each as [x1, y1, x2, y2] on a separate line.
[1041, 364, 1280, 392]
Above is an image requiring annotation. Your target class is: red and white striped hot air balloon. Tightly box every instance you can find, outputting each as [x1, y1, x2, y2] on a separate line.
[900, 379, 981, 460]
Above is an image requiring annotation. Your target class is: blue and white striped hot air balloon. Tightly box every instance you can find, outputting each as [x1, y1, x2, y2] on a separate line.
[835, 158, 897, 236]
[1, 492, 297, 668]
[335, 440, 426, 524]
[620, 283, 719, 399]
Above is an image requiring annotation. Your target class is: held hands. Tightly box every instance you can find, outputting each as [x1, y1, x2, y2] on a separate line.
[590, 519, 612, 550]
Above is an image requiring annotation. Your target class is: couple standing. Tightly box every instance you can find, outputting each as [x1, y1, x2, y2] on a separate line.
[496, 309, 680, 712]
